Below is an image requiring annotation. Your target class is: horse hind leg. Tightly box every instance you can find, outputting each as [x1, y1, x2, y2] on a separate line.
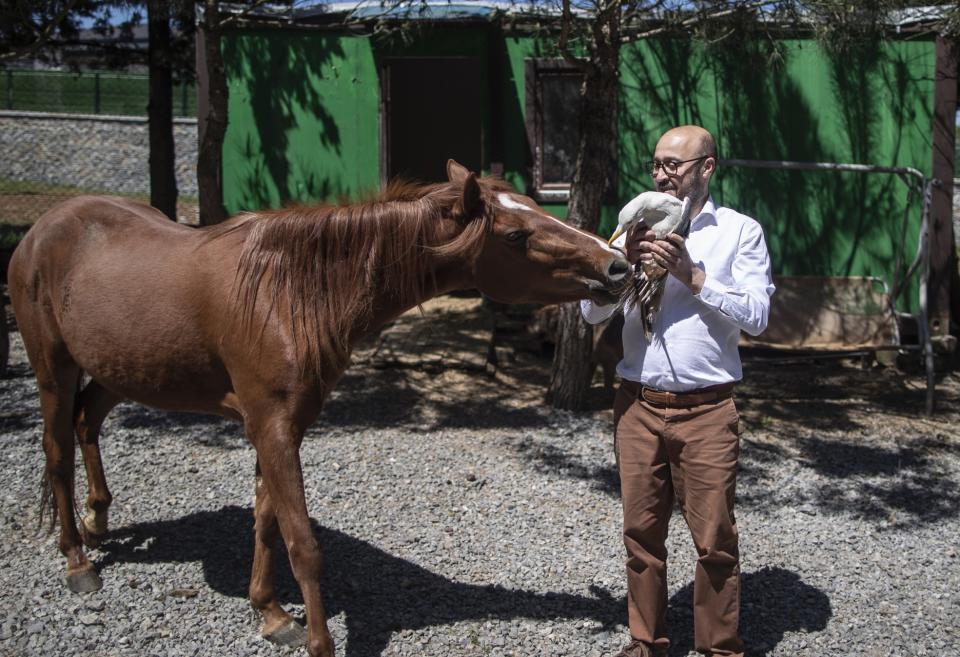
[11, 260, 100, 591]
[35, 359, 102, 593]
[74, 380, 122, 548]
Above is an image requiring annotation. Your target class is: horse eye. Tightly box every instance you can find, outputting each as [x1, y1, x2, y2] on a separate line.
[505, 230, 529, 244]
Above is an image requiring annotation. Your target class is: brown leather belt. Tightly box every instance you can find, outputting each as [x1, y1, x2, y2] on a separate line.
[622, 380, 735, 408]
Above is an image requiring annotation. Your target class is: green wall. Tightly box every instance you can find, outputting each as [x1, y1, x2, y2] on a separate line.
[222, 27, 937, 308]
[615, 36, 935, 304]
[222, 26, 493, 213]
[223, 30, 381, 212]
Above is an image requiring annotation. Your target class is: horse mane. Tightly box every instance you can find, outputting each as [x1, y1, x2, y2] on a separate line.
[204, 177, 506, 377]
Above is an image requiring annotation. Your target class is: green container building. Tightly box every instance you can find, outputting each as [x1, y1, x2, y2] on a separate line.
[212, 5, 956, 322]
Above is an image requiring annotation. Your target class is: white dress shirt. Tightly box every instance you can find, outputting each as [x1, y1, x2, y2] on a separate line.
[581, 197, 774, 392]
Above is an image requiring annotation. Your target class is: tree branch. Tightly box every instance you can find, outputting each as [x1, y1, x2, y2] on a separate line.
[622, 0, 669, 26]
[621, 0, 773, 43]
[0, 0, 83, 63]
[217, 0, 280, 29]
[558, 0, 593, 72]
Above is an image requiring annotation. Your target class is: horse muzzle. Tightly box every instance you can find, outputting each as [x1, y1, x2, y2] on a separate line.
[586, 279, 625, 305]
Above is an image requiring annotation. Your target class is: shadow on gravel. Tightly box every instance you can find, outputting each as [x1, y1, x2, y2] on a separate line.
[96, 505, 624, 657]
[0, 360, 30, 381]
[0, 409, 39, 433]
[667, 566, 831, 656]
[321, 367, 556, 432]
[510, 437, 620, 497]
[736, 433, 960, 526]
[109, 404, 246, 449]
[798, 434, 960, 524]
[738, 357, 956, 431]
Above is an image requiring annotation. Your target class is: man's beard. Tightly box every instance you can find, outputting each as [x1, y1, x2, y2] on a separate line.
[657, 176, 706, 205]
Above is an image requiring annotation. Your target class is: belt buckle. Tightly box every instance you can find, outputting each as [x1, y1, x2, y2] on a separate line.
[640, 387, 665, 406]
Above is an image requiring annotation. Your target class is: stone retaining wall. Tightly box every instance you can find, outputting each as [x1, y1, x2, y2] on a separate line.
[0, 111, 198, 197]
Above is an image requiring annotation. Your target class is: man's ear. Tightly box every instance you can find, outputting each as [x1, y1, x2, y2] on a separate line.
[457, 171, 482, 218]
[447, 159, 470, 184]
[702, 155, 717, 178]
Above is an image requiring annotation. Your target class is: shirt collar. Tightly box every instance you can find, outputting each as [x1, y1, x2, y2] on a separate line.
[691, 196, 717, 228]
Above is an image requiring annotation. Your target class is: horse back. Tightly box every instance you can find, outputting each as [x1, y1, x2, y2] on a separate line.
[9, 196, 241, 414]
[11, 195, 188, 278]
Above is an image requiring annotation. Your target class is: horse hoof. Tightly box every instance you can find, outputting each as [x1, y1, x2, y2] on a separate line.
[264, 620, 307, 647]
[82, 510, 108, 545]
[66, 567, 103, 593]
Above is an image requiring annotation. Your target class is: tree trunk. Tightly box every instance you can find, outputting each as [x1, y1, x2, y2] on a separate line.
[196, 0, 228, 225]
[147, 0, 178, 220]
[546, 3, 621, 410]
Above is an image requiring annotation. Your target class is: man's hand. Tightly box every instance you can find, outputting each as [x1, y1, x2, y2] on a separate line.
[633, 232, 705, 294]
[624, 223, 655, 264]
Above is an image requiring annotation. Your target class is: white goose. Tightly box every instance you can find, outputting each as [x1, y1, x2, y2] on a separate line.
[607, 191, 693, 341]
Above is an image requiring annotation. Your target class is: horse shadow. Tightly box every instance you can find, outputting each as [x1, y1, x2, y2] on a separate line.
[110, 403, 245, 449]
[667, 566, 831, 656]
[96, 505, 623, 656]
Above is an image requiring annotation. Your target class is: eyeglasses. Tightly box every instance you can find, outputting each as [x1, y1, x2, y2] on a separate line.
[646, 155, 710, 176]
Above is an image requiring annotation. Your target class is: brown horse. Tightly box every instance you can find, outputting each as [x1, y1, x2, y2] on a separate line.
[7, 160, 628, 657]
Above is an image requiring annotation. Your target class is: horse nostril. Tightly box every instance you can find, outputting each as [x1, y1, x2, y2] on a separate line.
[607, 257, 630, 280]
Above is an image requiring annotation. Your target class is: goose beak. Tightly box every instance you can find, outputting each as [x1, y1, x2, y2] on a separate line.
[607, 225, 625, 247]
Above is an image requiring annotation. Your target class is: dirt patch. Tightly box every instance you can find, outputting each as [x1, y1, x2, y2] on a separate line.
[350, 295, 960, 439]
[0, 191, 199, 227]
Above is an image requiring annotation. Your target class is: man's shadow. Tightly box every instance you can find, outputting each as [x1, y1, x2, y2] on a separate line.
[96, 505, 622, 656]
[666, 567, 832, 656]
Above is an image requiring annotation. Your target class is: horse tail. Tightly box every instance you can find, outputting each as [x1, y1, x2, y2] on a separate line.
[37, 469, 55, 534]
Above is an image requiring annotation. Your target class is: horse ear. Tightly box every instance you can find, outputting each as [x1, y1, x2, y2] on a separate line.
[447, 159, 470, 184]
[459, 172, 482, 218]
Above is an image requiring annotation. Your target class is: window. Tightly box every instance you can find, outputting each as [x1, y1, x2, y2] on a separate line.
[525, 60, 583, 201]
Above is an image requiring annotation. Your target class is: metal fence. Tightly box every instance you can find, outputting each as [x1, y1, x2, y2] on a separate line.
[2, 69, 196, 118]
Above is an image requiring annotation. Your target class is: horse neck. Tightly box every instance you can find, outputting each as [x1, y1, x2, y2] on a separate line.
[360, 212, 477, 333]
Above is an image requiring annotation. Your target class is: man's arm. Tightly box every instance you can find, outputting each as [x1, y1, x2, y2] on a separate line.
[694, 221, 774, 336]
[640, 220, 774, 336]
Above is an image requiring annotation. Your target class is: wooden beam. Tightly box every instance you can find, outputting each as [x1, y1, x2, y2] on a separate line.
[928, 34, 957, 337]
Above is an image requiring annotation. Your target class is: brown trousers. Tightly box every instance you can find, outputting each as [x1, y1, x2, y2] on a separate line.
[613, 380, 744, 657]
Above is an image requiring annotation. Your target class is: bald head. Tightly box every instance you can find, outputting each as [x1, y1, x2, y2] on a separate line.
[651, 125, 717, 210]
[656, 125, 716, 161]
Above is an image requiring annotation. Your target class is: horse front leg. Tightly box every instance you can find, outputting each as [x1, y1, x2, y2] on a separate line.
[250, 457, 308, 646]
[249, 422, 334, 657]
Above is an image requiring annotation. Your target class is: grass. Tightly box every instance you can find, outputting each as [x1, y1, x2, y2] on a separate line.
[0, 225, 29, 250]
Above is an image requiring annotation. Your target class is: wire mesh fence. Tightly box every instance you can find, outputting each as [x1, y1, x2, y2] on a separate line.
[0, 69, 198, 239]
[2, 69, 196, 117]
[0, 116, 198, 254]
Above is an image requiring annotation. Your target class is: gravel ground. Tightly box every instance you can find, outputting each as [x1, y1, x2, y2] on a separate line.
[1, 297, 959, 657]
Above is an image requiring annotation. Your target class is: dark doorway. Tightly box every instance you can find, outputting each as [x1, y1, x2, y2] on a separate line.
[383, 58, 483, 184]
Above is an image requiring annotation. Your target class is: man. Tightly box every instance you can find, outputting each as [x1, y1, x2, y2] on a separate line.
[582, 125, 774, 657]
